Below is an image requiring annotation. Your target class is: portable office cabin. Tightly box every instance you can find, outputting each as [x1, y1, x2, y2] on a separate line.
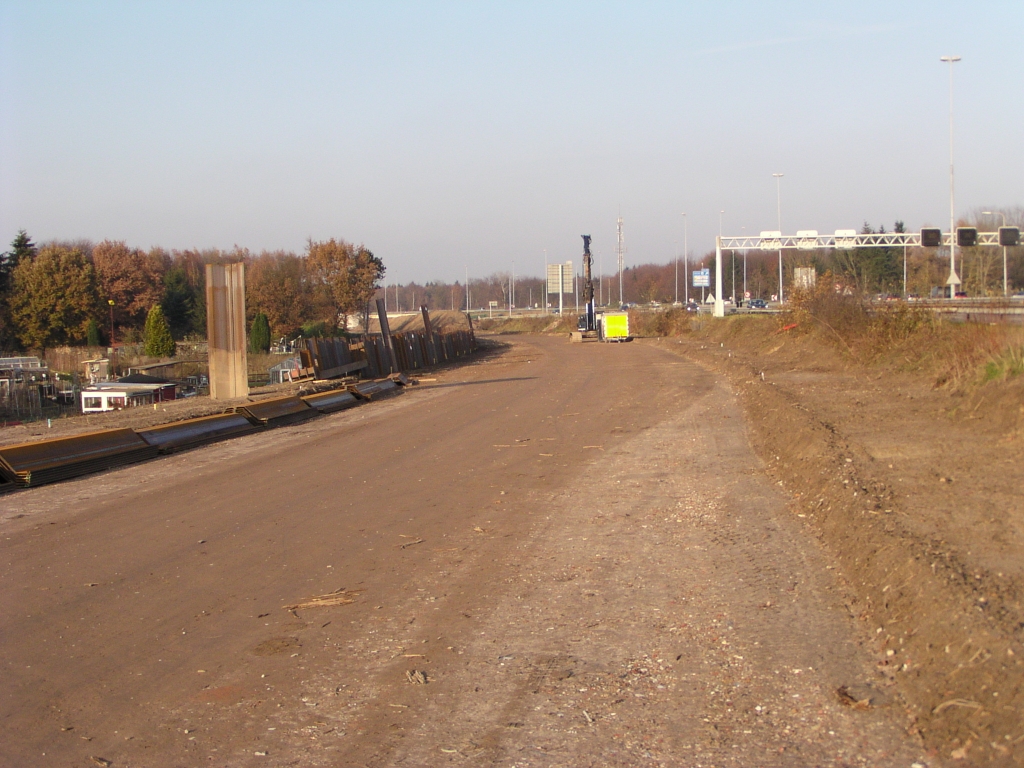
[80, 380, 176, 413]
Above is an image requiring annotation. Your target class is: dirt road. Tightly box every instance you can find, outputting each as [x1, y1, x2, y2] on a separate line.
[0, 335, 930, 767]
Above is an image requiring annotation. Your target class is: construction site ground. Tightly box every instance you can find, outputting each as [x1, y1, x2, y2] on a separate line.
[2, 326, 1021, 766]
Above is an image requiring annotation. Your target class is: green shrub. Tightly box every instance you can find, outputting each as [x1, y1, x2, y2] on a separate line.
[85, 318, 102, 347]
[249, 312, 271, 353]
[143, 305, 176, 357]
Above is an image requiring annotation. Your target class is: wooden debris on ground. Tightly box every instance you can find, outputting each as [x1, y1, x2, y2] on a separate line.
[283, 588, 362, 611]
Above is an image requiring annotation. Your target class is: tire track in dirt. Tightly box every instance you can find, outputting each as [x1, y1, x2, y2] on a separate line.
[290, 348, 928, 767]
[668, 334, 1024, 765]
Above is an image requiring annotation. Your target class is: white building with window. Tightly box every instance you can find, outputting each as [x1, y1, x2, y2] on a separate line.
[80, 380, 176, 413]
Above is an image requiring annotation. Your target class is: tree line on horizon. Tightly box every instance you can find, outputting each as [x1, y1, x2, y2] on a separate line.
[0, 233, 384, 354]
[1, 208, 1018, 354]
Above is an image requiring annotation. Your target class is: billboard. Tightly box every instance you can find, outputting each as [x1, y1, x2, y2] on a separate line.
[546, 262, 573, 294]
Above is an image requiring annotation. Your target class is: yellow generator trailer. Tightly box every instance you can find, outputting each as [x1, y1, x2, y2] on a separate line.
[599, 311, 631, 342]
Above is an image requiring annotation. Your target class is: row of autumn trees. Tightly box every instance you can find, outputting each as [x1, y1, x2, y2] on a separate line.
[0, 233, 384, 353]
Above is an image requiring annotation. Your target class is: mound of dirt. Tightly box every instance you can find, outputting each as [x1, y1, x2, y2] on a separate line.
[652, 318, 1024, 765]
[366, 310, 471, 334]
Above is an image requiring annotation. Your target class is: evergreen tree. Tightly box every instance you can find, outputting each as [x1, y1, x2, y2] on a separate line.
[2, 231, 37, 286]
[143, 305, 176, 357]
[0, 231, 37, 351]
[86, 318, 103, 347]
[249, 312, 271, 353]
[161, 266, 196, 339]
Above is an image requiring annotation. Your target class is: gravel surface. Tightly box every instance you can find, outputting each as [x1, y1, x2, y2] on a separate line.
[0, 335, 931, 767]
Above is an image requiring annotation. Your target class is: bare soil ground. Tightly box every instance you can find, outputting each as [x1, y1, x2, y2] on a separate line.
[657, 317, 1024, 765]
[366, 310, 472, 334]
[0, 334, 938, 767]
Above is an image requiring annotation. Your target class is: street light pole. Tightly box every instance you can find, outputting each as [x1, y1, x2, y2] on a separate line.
[941, 55, 962, 298]
[108, 300, 115, 348]
[681, 213, 688, 305]
[674, 240, 678, 305]
[773, 173, 784, 303]
[543, 249, 548, 314]
[983, 211, 1008, 297]
[742, 226, 747, 302]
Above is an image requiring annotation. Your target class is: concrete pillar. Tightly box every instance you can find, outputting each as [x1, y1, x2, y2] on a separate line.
[714, 236, 725, 317]
[206, 263, 249, 399]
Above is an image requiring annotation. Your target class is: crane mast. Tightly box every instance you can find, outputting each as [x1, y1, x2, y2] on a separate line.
[581, 234, 595, 332]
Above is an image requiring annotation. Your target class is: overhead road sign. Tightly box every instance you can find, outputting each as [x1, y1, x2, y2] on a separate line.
[957, 227, 978, 247]
[546, 262, 573, 294]
[720, 229, 1010, 251]
[999, 227, 1021, 247]
[796, 231, 819, 250]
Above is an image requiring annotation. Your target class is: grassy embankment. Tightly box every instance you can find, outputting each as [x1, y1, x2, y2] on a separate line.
[629, 288, 1024, 390]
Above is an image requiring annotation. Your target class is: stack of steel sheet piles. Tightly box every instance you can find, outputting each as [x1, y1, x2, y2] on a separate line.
[137, 413, 258, 454]
[349, 379, 400, 401]
[234, 396, 318, 428]
[0, 429, 159, 488]
[301, 389, 360, 414]
[301, 337, 368, 379]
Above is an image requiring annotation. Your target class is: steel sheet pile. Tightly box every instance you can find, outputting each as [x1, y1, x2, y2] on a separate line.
[137, 413, 257, 454]
[0, 428, 160, 488]
[233, 395, 318, 428]
[300, 390, 358, 413]
[0, 326, 476, 491]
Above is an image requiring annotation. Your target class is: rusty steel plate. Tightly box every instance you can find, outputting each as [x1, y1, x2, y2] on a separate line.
[235, 396, 318, 427]
[0, 428, 159, 487]
[301, 390, 359, 414]
[137, 413, 258, 453]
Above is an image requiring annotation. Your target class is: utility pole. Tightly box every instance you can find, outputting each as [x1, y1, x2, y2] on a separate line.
[773, 173, 784, 303]
[682, 213, 688, 305]
[984, 211, 1008, 296]
[941, 55, 962, 298]
[616, 216, 624, 306]
[543, 249, 548, 314]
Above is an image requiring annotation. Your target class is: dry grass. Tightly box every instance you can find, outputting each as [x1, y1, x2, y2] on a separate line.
[475, 315, 575, 334]
[784, 278, 1024, 388]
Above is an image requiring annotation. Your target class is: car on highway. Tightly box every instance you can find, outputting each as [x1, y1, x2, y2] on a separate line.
[747, 298, 768, 309]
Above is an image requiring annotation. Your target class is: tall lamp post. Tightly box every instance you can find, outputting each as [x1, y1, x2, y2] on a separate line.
[741, 226, 747, 302]
[773, 173, 784, 303]
[941, 55, 962, 298]
[681, 213, 688, 305]
[983, 211, 1008, 297]
[674, 240, 679, 305]
[108, 299, 115, 348]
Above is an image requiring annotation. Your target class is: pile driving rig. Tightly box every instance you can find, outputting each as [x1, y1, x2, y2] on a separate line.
[571, 234, 630, 343]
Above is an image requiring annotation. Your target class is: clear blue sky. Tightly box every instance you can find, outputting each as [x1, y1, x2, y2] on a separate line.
[2, 1, 1021, 283]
